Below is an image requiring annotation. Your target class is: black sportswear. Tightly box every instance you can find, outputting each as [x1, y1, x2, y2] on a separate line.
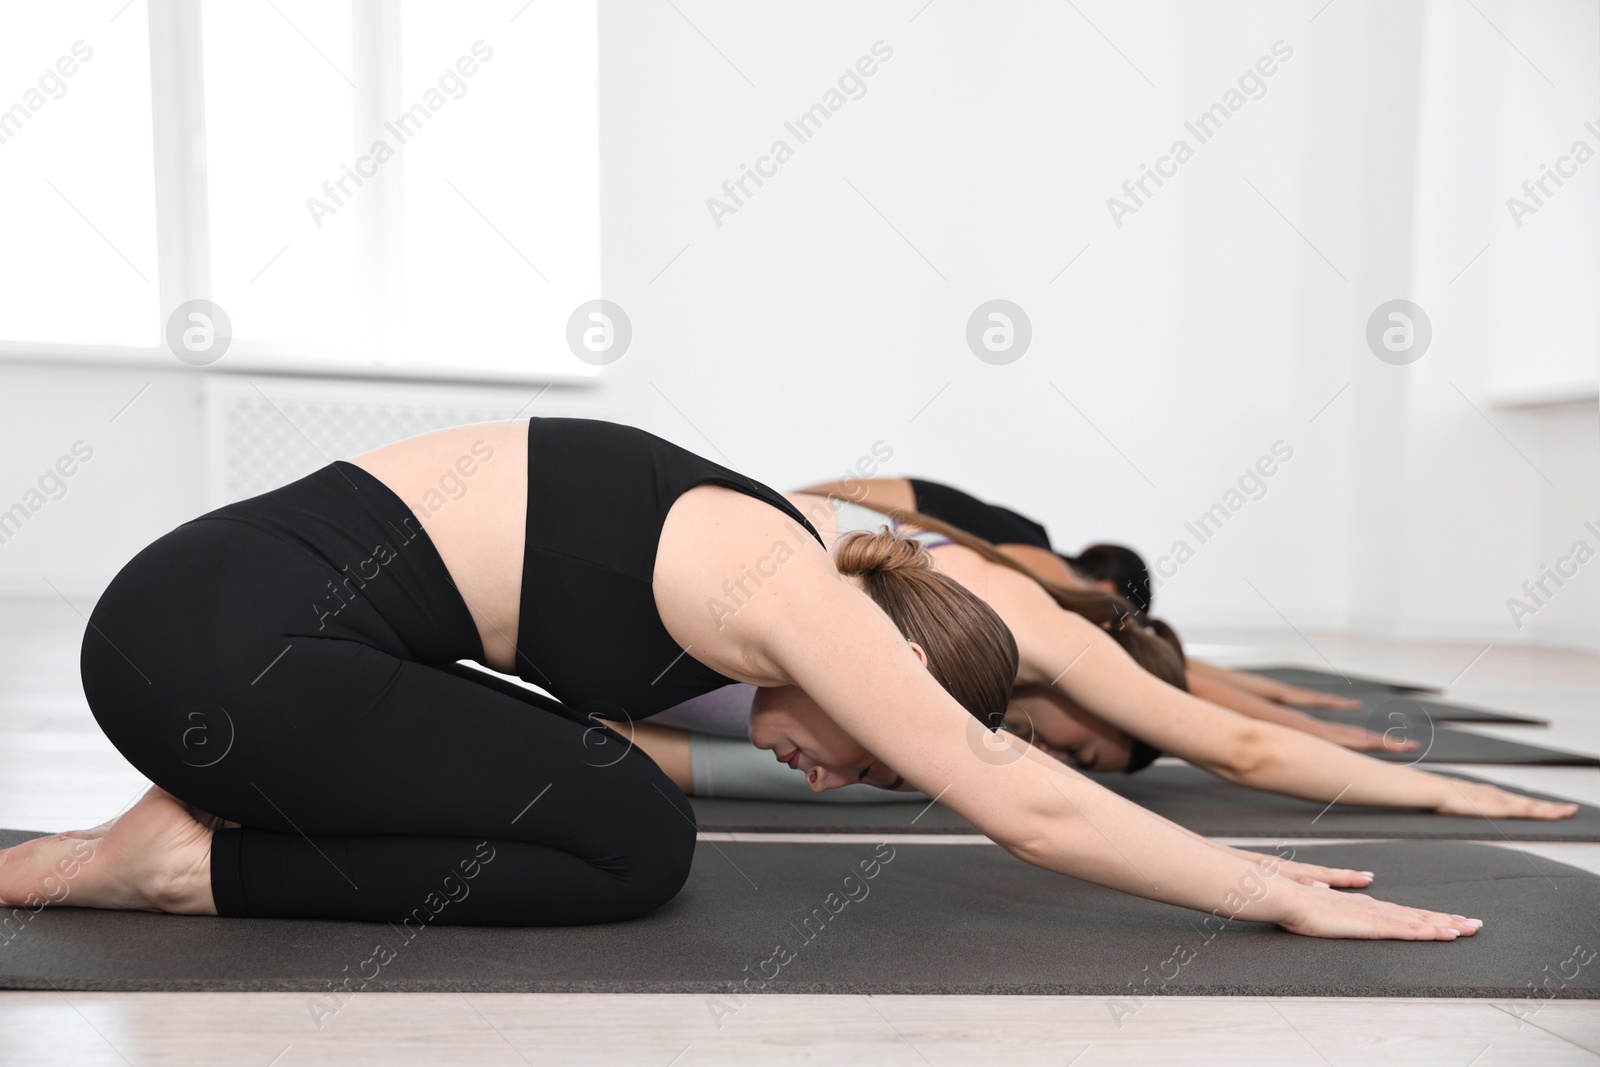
[906, 478, 1052, 549]
[517, 418, 820, 719]
[81, 418, 820, 925]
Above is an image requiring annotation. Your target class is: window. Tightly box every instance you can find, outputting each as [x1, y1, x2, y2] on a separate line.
[392, 0, 601, 379]
[201, 0, 362, 359]
[0, 2, 159, 347]
[0, 0, 600, 382]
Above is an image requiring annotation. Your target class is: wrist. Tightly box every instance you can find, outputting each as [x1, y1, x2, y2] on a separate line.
[1225, 844, 1270, 866]
[1424, 772, 1463, 813]
[1260, 878, 1317, 927]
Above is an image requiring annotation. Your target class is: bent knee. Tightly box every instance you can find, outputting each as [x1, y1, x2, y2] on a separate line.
[611, 796, 697, 919]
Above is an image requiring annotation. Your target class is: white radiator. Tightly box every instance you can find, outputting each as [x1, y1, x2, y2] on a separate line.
[201, 377, 605, 506]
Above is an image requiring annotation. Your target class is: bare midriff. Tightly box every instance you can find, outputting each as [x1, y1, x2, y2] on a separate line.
[349, 420, 530, 673]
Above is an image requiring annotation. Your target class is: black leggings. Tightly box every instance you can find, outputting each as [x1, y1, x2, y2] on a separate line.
[80, 467, 696, 926]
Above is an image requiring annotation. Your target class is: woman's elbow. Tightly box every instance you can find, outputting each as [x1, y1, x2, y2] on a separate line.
[1000, 829, 1058, 866]
[1207, 723, 1272, 781]
[984, 800, 1075, 862]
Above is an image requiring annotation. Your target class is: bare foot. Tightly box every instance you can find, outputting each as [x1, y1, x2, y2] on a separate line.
[0, 786, 217, 914]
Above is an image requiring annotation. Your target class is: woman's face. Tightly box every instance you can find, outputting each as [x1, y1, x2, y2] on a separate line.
[1005, 687, 1134, 772]
[748, 685, 906, 792]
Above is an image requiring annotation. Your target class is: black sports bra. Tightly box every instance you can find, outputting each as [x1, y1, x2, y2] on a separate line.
[515, 418, 823, 722]
[906, 478, 1054, 549]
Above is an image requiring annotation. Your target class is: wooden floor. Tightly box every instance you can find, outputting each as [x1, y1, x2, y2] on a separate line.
[2, 595, 1597, 1064]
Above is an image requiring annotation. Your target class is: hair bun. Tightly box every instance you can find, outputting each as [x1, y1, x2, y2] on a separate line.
[834, 530, 932, 577]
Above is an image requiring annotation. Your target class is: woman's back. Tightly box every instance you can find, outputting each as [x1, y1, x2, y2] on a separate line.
[351, 420, 530, 671]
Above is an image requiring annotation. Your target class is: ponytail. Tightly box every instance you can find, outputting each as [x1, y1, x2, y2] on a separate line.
[834, 529, 1019, 728]
[822, 495, 1187, 693]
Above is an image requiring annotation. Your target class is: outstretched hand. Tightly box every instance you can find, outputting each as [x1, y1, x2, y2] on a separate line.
[1279, 686, 1364, 710]
[1279, 886, 1482, 940]
[1248, 854, 1374, 889]
[1433, 778, 1580, 821]
[1315, 721, 1419, 752]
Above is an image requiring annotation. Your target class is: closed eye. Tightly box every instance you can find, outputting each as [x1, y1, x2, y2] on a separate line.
[1065, 745, 1097, 771]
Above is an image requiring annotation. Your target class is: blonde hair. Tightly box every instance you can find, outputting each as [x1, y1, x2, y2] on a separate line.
[834, 530, 1018, 727]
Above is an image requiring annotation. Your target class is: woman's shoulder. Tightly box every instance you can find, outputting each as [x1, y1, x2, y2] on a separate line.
[654, 483, 846, 685]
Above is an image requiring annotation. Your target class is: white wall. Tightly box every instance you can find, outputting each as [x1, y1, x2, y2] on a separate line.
[1, 0, 1595, 650]
[0, 364, 206, 600]
[588, 0, 1598, 647]
[1397, 0, 1600, 648]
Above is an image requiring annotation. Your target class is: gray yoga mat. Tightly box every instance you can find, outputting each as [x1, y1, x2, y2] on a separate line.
[1239, 668, 1552, 725]
[1301, 696, 1546, 727]
[1245, 665, 1441, 694]
[0, 830, 1593, 998]
[689, 766, 1600, 840]
[1348, 717, 1594, 765]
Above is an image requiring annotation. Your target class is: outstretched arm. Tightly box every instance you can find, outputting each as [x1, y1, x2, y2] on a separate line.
[780, 593, 1478, 939]
[656, 489, 1492, 939]
[1003, 736, 1377, 889]
[714, 550, 1479, 939]
[1186, 670, 1409, 752]
[934, 545, 1575, 821]
[1188, 659, 1363, 710]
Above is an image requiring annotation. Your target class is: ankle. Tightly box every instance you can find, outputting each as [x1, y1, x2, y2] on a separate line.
[142, 830, 213, 913]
